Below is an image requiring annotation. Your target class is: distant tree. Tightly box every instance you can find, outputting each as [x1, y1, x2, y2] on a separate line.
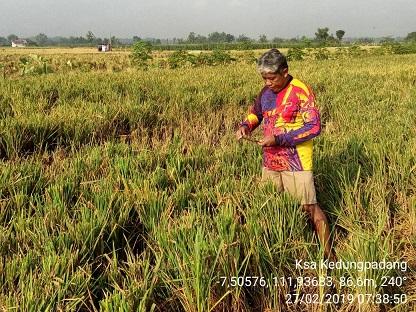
[335, 30, 346, 41]
[315, 27, 330, 41]
[208, 31, 222, 42]
[110, 36, 119, 46]
[187, 32, 197, 43]
[86, 31, 95, 43]
[67, 36, 88, 45]
[328, 34, 337, 43]
[0, 37, 8, 46]
[208, 31, 228, 42]
[225, 33, 235, 43]
[132, 36, 142, 43]
[355, 37, 374, 44]
[196, 34, 207, 43]
[26, 39, 38, 46]
[380, 37, 395, 44]
[405, 32, 416, 41]
[187, 32, 236, 43]
[272, 37, 284, 43]
[259, 34, 268, 43]
[208, 31, 218, 42]
[300, 36, 312, 47]
[142, 38, 157, 45]
[237, 34, 251, 42]
[187, 31, 210, 44]
[35, 33, 48, 46]
[7, 34, 18, 42]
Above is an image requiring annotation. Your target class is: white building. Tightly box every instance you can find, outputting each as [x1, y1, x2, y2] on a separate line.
[11, 39, 28, 48]
[97, 43, 112, 52]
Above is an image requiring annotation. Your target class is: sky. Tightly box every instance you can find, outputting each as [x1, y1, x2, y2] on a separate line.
[1, 0, 415, 39]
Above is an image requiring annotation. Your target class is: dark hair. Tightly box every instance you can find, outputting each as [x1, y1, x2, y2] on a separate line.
[257, 48, 288, 74]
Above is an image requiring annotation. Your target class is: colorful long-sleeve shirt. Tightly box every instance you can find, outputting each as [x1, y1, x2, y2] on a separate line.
[241, 76, 321, 171]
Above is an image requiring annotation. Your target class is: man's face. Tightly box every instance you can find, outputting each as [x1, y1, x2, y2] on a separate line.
[261, 69, 289, 93]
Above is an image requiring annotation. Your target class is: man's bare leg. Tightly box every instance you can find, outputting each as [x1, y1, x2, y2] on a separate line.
[303, 203, 333, 259]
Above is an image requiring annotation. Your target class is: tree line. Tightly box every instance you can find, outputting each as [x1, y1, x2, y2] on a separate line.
[0, 32, 121, 47]
[1, 29, 416, 47]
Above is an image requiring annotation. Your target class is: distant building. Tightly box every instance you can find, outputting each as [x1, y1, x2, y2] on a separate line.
[97, 43, 112, 52]
[11, 39, 28, 48]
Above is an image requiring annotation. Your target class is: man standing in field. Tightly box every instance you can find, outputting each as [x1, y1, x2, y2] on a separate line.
[236, 49, 332, 258]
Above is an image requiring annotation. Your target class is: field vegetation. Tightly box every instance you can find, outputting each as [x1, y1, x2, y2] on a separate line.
[0, 47, 415, 311]
[1, 43, 416, 78]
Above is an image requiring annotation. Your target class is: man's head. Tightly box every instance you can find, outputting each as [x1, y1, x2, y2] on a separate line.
[257, 49, 289, 93]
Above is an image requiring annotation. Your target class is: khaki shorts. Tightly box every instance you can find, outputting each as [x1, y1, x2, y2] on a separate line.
[261, 167, 317, 205]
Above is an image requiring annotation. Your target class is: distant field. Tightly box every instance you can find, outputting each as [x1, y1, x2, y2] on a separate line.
[0, 44, 379, 55]
[0, 45, 396, 79]
[0, 47, 130, 54]
[0, 49, 415, 311]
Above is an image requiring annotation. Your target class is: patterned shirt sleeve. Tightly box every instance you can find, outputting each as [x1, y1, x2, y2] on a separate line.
[274, 88, 321, 147]
[239, 87, 266, 131]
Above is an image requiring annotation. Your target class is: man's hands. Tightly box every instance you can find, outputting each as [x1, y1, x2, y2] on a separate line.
[236, 127, 277, 147]
[258, 135, 276, 147]
[235, 126, 251, 141]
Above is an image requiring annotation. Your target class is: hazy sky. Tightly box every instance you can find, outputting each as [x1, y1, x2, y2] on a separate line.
[1, 0, 415, 39]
